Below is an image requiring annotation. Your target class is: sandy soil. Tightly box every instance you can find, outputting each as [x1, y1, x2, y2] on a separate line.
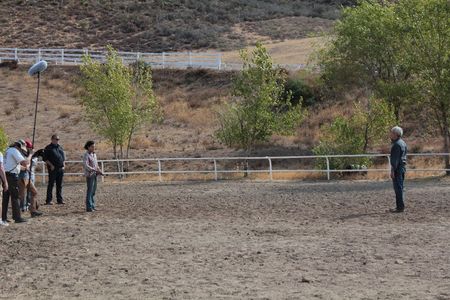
[1, 179, 449, 299]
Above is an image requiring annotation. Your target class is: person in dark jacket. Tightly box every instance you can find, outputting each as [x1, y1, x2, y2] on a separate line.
[390, 126, 407, 213]
[44, 134, 66, 205]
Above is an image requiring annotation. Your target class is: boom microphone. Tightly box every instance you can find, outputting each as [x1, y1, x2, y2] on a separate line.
[28, 60, 48, 76]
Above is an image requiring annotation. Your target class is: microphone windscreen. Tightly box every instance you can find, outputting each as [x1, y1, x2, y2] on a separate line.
[28, 60, 48, 76]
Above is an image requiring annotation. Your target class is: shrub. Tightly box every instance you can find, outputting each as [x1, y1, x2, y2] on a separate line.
[0, 127, 8, 153]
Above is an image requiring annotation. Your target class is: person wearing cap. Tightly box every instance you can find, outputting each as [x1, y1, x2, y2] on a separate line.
[0, 149, 9, 226]
[1, 140, 32, 223]
[44, 134, 66, 205]
[390, 126, 408, 213]
[18, 140, 43, 218]
[83, 140, 103, 212]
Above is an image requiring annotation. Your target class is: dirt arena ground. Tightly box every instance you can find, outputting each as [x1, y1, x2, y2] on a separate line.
[1, 179, 449, 300]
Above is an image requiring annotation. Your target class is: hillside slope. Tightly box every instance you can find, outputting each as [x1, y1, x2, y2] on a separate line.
[0, 0, 351, 51]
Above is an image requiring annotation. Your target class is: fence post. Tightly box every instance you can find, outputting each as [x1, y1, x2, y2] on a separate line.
[188, 52, 192, 67]
[14, 48, 18, 60]
[101, 161, 105, 183]
[326, 156, 331, 180]
[217, 53, 222, 70]
[162, 52, 166, 69]
[61, 49, 64, 65]
[158, 159, 162, 182]
[387, 155, 391, 176]
[267, 157, 273, 181]
[38, 49, 41, 62]
[213, 159, 218, 181]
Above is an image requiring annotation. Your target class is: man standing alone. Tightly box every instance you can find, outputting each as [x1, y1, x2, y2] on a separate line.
[44, 134, 66, 205]
[390, 126, 407, 213]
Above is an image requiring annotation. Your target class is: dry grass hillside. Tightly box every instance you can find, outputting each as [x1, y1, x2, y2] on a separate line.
[0, 65, 439, 162]
[0, 0, 348, 52]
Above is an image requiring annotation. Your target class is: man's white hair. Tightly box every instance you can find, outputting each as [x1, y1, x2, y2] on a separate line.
[391, 126, 403, 137]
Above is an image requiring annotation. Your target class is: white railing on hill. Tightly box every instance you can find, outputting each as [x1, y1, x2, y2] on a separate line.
[0, 47, 307, 71]
[34, 153, 450, 184]
[0, 47, 223, 70]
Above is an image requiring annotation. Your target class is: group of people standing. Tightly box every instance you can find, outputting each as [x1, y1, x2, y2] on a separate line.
[0, 127, 407, 226]
[0, 134, 103, 226]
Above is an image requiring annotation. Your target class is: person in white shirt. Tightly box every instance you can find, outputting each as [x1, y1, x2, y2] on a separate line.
[0, 151, 9, 226]
[1, 140, 31, 223]
[83, 140, 103, 212]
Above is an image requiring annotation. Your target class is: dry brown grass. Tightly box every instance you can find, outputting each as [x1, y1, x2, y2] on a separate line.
[221, 37, 326, 65]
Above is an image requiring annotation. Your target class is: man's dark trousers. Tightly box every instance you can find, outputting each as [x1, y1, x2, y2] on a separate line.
[392, 170, 405, 210]
[46, 168, 64, 203]
[2, 173, 22, 221]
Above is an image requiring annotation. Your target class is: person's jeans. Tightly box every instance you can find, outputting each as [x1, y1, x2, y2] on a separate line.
[2, 173, 22, 221]
[18, 178, 38, 213]
[86, 175, 97, 211]
[47, 168, 64, 203]
[392, 170, 405, 210]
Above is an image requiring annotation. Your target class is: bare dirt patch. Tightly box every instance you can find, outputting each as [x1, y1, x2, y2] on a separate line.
[1, 179, 449, 299]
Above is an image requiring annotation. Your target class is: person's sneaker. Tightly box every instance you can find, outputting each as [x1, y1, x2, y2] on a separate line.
[14, 218, 28, 223]
[389, 208, 405, 213]
[57, 201, 65, 205]
[0, 220, 9, 226]
[45, 202, 53, 205]
[31, 211, 43, 218]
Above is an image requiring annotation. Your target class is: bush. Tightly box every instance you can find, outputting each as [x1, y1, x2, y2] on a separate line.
[284, 78, 317, 107]
[0, 127, 8, 153]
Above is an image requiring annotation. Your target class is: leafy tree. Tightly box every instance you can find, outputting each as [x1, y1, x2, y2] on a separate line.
[319, 0, 414, 121]
[0, 127, 8, 153]
[127, 61, 162, 159]
[80, 47, 160, 160]
[216, 42, 304, 152]
[313, 98, 396, 170]
[396, 0, 450, 170]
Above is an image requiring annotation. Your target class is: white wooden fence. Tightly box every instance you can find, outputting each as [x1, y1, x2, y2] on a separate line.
[0, 47, 307, 71]
[0, 47, 223, 70]
[34, 153, 450, 184]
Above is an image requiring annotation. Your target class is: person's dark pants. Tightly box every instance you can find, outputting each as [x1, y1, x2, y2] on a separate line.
[86, 175, 97, 211]
[392, 170, 405, 210]
[2, 173, 22, 221]
[46, 168, 64, 203]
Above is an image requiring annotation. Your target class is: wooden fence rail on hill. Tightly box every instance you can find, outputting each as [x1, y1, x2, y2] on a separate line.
[0, 47, 223, 70]
[0, 47, 307, 71]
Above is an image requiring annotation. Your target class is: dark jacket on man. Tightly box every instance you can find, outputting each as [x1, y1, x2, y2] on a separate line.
[390, 138, 407, 173]
[44, 143, 65, 204]
[44, 143, 65, 169]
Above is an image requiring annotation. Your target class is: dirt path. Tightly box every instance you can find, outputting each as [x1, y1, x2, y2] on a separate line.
[1, 179, 449, 299]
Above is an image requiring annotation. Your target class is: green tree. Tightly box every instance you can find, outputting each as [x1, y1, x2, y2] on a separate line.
[0, 127, 8, 153]
[80, 47, 160, 160]
[216, 42, 304, 152]
[313, 98, 395, 170]
[127, 61, 162, 159]
[319, 0, 414, 121]
[397, 0, 450, 170]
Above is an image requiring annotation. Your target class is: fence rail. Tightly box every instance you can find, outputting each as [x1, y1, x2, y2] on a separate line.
[33, 153, 450, 184]
[0, 47, 223, 70]
[0, 47, 307, 71]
